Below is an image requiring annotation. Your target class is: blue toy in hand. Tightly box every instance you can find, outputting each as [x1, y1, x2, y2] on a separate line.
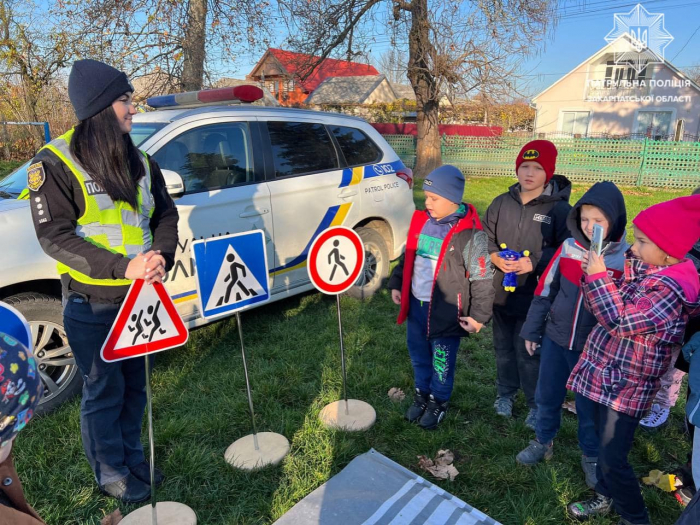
[498, 243, 530, 292]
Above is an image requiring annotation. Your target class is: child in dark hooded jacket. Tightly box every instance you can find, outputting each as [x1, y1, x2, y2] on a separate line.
[516, 181, 629, 491]
[567, 195, 700, 525]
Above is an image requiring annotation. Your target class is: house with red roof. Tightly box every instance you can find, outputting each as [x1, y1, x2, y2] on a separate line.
[246, 48, 379, 106]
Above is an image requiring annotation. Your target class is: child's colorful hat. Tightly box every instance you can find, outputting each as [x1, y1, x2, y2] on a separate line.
[633, 195, 700, 259]
[0, 333, 42, 447]
[516, 140, 558, 183]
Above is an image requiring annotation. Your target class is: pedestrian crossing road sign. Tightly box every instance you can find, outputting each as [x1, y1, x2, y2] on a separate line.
[101, 280, 189, 363]
[192, 231, 270, 319]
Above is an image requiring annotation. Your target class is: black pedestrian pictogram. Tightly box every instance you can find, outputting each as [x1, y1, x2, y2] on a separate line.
[328, 239, 349, 281]
[128, 310, 145, 346]
[128, 301, 167, 344]
[217, 253, 258, 306]
[143, 301, 167, 341]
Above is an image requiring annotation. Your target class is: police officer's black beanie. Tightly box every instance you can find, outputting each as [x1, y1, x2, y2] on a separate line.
[68, 59, 134, 121]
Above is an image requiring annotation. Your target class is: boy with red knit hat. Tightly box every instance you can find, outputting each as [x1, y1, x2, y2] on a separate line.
[484, 139, 572, 428]
[567, 195, 700, 525]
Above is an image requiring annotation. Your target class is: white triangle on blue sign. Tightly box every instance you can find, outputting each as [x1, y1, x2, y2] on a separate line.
[205, 244, 266, 311]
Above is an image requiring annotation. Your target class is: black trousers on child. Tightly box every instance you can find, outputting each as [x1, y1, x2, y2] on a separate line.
[578, 396, 649, 524]
[491, 306, 539, 409]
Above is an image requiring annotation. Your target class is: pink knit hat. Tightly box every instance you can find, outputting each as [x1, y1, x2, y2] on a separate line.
[633, 195, 700, 259]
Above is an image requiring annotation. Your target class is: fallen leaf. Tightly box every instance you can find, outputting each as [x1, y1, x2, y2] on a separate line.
[562, 400, 577, 414]
[388, 387, 406, 402]
[101, 509, 123, 525]
[417, 450, 459, 481]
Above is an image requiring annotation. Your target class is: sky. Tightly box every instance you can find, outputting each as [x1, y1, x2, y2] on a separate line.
[227, 0, 700, 100]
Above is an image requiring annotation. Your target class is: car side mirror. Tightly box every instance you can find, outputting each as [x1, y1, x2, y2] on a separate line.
[161, 169, 185, 198]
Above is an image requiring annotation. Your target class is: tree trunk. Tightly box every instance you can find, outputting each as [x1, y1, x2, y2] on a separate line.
[406, 0, 441, 178]
[181, 0, 207, 91]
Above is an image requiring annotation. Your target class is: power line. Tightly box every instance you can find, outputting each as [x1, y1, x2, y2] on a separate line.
[672, 22, 700, 60]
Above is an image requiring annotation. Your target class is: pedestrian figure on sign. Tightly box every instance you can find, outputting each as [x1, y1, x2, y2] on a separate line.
[143, 301, 166, 342]
[328, 240, 349, 281]
[217, 253, 257, 306]
[128, 310, 145, 346]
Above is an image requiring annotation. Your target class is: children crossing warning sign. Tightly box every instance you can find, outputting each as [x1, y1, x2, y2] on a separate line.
[101, 280, 189, 363]
[192, 231, 270, 320]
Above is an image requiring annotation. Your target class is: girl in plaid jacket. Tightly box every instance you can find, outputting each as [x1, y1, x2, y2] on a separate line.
[565, 195, 700, 525]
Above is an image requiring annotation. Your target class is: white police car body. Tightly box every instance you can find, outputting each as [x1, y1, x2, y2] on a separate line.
[0, 87, 415, 411]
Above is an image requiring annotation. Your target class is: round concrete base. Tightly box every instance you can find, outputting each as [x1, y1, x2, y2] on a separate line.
[319, 399, 376, 431]
[120, 502, 197, 525]
[224, 432, 290, 470]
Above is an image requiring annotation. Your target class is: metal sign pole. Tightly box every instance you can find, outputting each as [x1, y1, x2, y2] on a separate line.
[144, 356, 157, 525]
[236, 311, 259, 450]
[336, 295, 349, 415]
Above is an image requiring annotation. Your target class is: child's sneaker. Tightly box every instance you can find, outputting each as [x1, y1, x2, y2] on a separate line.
[524, 408, 538, 430]
[405, 388, 429, 422]
[639, 403, 669, 430]
[494, 397, 513, 418]
[418, 395, 448, 430]
[567, 492, 613, 520]
[581, 455, 598, 489]
[516, 440, 553, 465]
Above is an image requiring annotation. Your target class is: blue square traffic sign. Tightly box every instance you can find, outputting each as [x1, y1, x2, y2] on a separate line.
[191, 231, 270, 320]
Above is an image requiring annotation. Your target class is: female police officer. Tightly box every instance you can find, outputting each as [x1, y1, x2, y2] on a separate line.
[28, 59, 179, 503]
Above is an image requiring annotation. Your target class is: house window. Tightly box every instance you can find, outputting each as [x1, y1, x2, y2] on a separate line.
[604, 60, 647, 87]
[560, 111, 590, 136]
[636, 111, 673, 139]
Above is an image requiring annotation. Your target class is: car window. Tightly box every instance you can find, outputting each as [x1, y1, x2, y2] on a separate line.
[130, 123, 166, 147]
[0, 161, 29, 197]
[152, 122, 254, 193]
[267, 121, 339, 177]
[329, 126, 382, 167]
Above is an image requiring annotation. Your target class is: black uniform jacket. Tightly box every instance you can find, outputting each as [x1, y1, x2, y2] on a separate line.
[28, 148, 179, 303]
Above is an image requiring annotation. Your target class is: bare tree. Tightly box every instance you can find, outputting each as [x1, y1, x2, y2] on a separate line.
[683, 64, 700, 86]
[64, 0, 273, 92]
[0, 0, 76, 148]
[278, 0, 556, 176]
[376, 47, 408, 85]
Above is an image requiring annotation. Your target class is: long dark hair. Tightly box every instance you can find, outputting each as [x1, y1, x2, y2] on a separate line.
[71, 104, 144, 209]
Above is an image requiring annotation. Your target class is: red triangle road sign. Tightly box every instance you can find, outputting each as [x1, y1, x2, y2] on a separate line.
[101, 280, 189, 363]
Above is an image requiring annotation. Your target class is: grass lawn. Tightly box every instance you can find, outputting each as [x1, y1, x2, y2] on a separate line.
[15, 176, 694, 524]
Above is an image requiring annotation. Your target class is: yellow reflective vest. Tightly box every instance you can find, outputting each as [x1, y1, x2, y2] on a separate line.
[37, 128, 154, 286]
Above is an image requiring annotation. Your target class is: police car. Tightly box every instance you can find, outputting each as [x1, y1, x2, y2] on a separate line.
[0, 86, 415, 412]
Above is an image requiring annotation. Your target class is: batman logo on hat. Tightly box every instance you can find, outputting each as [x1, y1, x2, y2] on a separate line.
[522, 149, 540, 160]
[27, 162, 46, 192]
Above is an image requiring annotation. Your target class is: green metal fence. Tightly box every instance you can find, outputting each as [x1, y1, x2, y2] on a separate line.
[383, 134, 700, 188]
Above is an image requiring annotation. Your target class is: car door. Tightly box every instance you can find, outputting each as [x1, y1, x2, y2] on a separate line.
[261, 118, 360, 291]
[148, 118, 274, 321]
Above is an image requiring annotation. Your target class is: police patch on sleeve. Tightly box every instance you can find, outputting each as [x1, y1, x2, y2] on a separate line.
[27, 162, 46, 192]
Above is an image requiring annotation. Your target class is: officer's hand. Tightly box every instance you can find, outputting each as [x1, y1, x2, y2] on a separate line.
[125, 251, 166, 284]
[143, 250, 166, 284]
[391, 289, 401, 305]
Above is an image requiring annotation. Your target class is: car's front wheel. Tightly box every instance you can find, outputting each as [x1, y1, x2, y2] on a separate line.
[347, 227, 390, 300]
[5, 292, 82, 414]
